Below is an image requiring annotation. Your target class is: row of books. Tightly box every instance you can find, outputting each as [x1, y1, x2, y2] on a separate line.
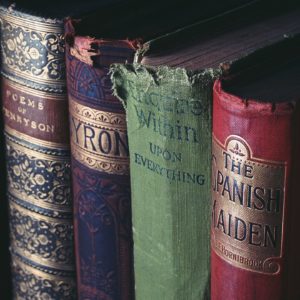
[0, 0, 299, 299]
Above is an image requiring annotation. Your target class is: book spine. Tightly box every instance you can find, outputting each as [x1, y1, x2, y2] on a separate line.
[211, 79, 300, 300]
[111, 64, 217, 300]
[0, 6, 76, 299]
[0, 75, 11, 300]
[65, 21, 136, 300]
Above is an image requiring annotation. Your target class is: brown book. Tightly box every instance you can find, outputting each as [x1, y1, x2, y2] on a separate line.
[0, 5, 75, 299]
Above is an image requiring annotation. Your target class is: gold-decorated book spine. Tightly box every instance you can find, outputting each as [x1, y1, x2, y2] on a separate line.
[0, 6, 76, 299]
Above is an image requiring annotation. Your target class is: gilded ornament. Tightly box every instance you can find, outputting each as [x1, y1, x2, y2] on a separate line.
[0, 9, 65, 91]
[212, 135, 285, 274]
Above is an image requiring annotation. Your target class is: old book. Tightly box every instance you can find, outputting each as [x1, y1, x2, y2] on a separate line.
[0, 89, 11, 300]
[64, 1, 258, 299]
[110, 6, 300, 300]
[65, 22, 137, 300]
[211, 37, 300, 300]
[0, 4, 76, 299]
[0, 1, 121, 298]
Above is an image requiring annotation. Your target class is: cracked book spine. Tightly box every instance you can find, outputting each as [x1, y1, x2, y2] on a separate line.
[65, 19, 136, 300]
[211, 79, 300, 300]
[111, 64, 216, 300]
[0, 6, 76, 299]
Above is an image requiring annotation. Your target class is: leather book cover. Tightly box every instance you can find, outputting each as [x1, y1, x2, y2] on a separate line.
[0, 87, 11, 299]
[0, 5, 76, 299]
[211, 61, 300, 300]
[65, 19, 137, 300]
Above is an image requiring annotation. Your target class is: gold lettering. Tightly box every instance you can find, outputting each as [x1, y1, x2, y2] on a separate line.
[3, 107, 55, 133]
[31, 121, 37, 129]
[38, 102, 44, 110]
[18, 107, 26, 114]
[3, 107, 10, 118]
[19, 95, 26, 105]
[5, 88, 44, 110]
[12, 93, 18, 102]
[46, 124, 54, 133]
[6, 89, 12, 98]
[28, 99, 35, 108]
[70, 117, 128, 159]
[16, 115, 22, 124]
[23, 118, 30, 126]
[212, 136, 285, 274]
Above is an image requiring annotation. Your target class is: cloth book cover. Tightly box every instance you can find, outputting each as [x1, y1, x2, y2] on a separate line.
[110, 6, 300, 300]
[64, 1, 258, 299]
[112, 65, 215, 300]
[211, 37, 300, 300]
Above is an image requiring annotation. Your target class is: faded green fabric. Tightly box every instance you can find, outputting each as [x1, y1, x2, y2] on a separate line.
[111, 64, 218, 300]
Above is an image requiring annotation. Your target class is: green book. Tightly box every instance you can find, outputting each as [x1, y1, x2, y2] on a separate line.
[113, 66, 215, 300]
[110, 8, 300, 300]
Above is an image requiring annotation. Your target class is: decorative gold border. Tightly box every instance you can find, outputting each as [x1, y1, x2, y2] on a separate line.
[5, 125, 69, 150]
[69, 96, 127, 130]
[10, 200, 72, 224]
[0, 12, 63, 35]
[71, 141, 129, 175]
[71, 135, 128, 162]
[214, 134, 286, 165]
[4, 79, 67, 100]
[3, 67, 65, 88]
[11, 246, 75, 272]
[0, 11, 65, 86]
[211, 134, 287, 274]
[8, 189, 71, 214]
[13, 255, 74, 283]
[2, 67, 65, 88]
[6, 137, 70, 162]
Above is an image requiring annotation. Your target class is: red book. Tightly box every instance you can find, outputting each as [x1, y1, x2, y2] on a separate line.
[211, 52, 300, 299]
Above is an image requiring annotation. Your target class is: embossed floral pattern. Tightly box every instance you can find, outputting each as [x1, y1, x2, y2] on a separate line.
[10, 206, 74, 265]
[0, 18, 65, 80]
[73, 162, 133, 299]
[0, 8, 75, 299]
[7, 144, 71, 206]
[12, 260, 76, 299]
